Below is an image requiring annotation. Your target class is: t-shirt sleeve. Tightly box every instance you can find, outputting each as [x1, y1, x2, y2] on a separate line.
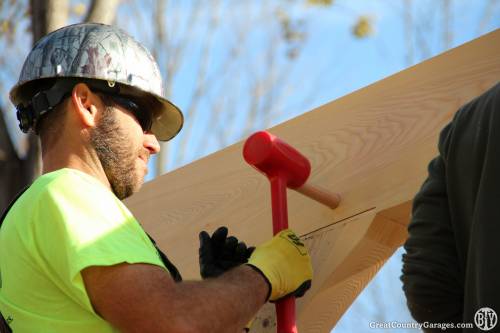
[31, 176, 165, 310]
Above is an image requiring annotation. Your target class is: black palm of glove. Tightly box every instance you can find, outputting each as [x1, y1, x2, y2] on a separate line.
[199, 226, 254, 279]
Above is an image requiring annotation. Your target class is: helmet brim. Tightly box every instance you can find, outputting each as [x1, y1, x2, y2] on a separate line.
[153, 97, 184, 141]
[117, 84, 183, 142]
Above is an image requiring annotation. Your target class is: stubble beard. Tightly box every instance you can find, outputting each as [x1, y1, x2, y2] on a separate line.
[89, 107, 144, 200]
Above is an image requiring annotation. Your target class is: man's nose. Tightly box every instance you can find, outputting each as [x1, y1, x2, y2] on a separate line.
[144, 132, 161, 154]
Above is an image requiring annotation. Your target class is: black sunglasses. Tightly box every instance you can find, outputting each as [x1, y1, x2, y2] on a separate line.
[105, 95, 153, 133]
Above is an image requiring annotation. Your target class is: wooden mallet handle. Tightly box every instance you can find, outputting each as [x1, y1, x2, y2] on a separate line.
[295, 183, 341, 209]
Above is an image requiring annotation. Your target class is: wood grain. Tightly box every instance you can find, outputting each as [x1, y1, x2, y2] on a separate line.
[125, 30, 500, 332]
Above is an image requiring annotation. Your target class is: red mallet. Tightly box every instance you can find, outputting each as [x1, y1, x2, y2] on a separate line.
[243, 131, 341, 333]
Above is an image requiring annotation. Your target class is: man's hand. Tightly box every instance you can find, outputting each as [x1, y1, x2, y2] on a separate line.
[199, 226, 254, 279]
[247, 229, 313, 302]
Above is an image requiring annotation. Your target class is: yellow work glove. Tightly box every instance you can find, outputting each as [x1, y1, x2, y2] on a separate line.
[246, 229, 313, 302]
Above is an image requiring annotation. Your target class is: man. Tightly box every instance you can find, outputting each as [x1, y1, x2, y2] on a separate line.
[0, 23, 313, 333]
[402, 83, 500, 332]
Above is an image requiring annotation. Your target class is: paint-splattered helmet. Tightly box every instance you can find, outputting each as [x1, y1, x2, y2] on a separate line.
[10, 23, 183, 141]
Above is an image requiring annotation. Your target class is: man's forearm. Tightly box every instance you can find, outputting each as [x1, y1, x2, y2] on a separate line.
[84, 262, 268, 333]
[84, 227, 314, 333]
[168, 264, 268, 332]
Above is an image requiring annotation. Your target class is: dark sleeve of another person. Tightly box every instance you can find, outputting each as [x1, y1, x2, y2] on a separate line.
[401, 114, 463, 325]
[401, 83, 500, 328]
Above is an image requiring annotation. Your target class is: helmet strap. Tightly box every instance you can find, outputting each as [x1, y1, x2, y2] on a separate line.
[15, 78, 120, 133]
[16, 79, 75, 133]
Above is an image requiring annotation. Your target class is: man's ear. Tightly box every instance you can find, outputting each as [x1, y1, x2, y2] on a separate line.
[71, 83, 99, 128]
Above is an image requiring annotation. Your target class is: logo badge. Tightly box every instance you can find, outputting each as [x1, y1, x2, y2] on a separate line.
[475, 307, 498, 331]
[280, 231, 307, 255]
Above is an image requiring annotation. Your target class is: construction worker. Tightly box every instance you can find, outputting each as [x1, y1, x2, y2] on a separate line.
[0, 23, 313, 333]
[401, 83, 500, 332]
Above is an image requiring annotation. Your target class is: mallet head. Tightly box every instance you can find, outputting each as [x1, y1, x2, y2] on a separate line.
[243, 131, 311, 188]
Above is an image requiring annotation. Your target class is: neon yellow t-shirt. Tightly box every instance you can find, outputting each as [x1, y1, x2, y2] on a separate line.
[0, 168, 166, 333]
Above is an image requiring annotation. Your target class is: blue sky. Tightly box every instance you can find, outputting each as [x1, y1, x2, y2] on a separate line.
[129, 0, 500, 173]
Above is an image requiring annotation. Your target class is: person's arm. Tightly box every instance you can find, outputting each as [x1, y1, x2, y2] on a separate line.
[83, 263, 266, 333]
[83, 228, 312, 333]
[401, 120, 463, 326]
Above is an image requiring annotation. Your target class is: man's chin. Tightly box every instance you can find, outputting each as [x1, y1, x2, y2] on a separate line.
[135, 178, 145, 193]
[131, 171, 146, 195]
[111, 179, 143, 200]
[137, 157, 149, 176]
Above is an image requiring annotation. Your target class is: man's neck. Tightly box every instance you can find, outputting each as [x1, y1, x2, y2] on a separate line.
[42, 147, 112, 192]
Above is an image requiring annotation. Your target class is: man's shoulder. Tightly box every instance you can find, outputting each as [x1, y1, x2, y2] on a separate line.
[14, 168, 134, 235]
[5, 169, 80, 215]
[2, 169, 114, 242]
[15, 168, 120, 219]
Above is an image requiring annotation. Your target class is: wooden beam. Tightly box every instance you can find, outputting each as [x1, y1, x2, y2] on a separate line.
[125, 29, 500, 332]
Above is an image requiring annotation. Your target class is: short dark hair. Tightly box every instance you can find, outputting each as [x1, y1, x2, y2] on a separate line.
[37, 97, 69, 147]
[17, 78, 70, 144]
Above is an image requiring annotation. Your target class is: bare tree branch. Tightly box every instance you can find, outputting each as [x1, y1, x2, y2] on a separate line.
[414, 19, 431, 60]
[46, 0, 69, 32]
[175, 0, 222, 165]
[153, 0, 205, 174]
[404, 0, 414, 66]
[0, 106, 40, 212]
[85, 0, 120, 25]
[152, 0, 168, 175]
[29, 0, 48, 42]
[477, 0, 499, 34]
[442, 0, 452, 49]
[199, 4, 254, 150]
[30, 0, 69, 42]
[154, 0, 167, 56]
